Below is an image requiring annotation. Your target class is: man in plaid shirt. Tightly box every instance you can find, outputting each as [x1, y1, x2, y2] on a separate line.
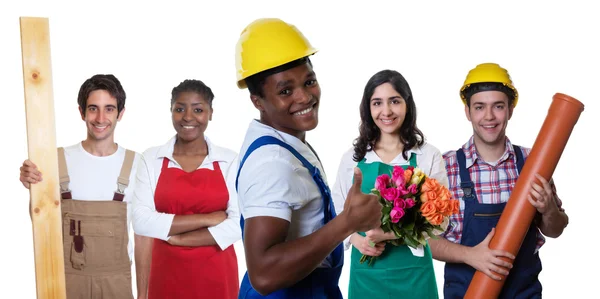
[429, 63, 569, 299]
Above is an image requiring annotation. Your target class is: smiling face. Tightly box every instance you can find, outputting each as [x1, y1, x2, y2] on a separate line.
[466, 90, 513, 147]
[250, 62, 320, 141]
[79, 90, 123, 142]
[171, 91, 212, 142]
[370, 82, 407, 136]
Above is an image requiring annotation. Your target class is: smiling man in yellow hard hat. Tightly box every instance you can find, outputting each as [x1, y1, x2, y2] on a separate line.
[429, 63, 569, 298]
[233, 18, 383, 298]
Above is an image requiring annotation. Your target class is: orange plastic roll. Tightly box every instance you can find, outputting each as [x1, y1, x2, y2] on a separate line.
[464, 93, 584, 298]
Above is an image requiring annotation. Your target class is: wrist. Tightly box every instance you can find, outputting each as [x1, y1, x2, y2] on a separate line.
[336, 213, 355, 239]
[542, 205, 560, 219]
[461, 246, 473, 265]
[167, 235, 180, 246]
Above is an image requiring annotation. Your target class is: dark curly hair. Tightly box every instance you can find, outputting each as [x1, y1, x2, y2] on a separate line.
[77, 74, 126, 116]
[170, 79, 215, 108]
[353, 70, 424, 162]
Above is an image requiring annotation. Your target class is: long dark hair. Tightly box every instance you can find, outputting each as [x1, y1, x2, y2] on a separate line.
[353, 70, 424, 162]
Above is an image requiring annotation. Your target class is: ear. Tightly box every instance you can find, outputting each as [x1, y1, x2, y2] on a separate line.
[508, 105, 514, 120]
[79, 106, 85, 120]
[250, 94, 265, 112]
[208, 107, 213, 121]
[464, 104, 472, 122]
[117, 107, 126, 121]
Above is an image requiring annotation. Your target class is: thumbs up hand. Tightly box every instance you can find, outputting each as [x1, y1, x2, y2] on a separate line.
[343, 167, 382, 233]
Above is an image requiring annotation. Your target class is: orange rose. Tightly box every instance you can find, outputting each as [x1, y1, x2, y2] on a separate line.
[420, 189, 438, 203]
[435, 200, 452, 216]
[451, 199, 460, 214]
[437, 188, 451, 201]
[403, 169, 413, 184]
[421, 178, 439, 193]
[427, 213, 444, 226]
[420, 201, 437, 218]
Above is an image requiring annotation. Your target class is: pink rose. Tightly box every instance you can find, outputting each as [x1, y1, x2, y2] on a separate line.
[375, 174, 390, 191]
[392, 166, 405, 187]
[381, 187, 400, 201]
[407, 184, 418, 195]
[390, 207, 405, 223]
[405, 198, 416, 209]
[394, 198, 406, 209]
[397, 186, 409, 197]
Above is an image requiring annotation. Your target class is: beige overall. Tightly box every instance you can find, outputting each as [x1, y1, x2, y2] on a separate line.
[57, 147, 135, 299]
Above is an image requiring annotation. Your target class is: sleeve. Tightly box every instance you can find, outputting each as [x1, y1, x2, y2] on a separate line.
[428, 146, 450, 189]
[331, 149, 356, 250]
[207, 155, 243, 250]
[132, 154, 175, 241]
[237, 153, 309, 222]
[439, 153, 461, 243]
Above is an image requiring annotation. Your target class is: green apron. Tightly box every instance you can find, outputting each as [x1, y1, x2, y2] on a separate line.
[348, 153, 439, 299]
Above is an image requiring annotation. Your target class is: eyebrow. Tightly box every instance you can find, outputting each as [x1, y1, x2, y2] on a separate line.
[472, 101, 506, 106]
[371, 96, 403, 102]
[276, 80, 293, 90]
[275, 71, 317, 90]
[174, 102, 204, 106]
[87, 104, 117, 109]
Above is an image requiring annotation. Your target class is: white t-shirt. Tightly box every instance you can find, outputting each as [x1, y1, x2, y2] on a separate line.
[236, 120, 331, 267]
[132, 136, 241, 250]
[331, 143, 449, 251]
[62, 142, 140, 261]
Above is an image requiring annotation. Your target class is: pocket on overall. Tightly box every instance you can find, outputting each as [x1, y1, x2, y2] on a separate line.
[63, 212, 126, 268]
[463, 212, 502, 247]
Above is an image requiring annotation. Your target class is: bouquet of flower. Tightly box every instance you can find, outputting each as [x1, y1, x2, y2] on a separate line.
[359, 166, 460, 265]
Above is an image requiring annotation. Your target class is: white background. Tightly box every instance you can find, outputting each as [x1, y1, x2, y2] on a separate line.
[1, 1, 598, 298]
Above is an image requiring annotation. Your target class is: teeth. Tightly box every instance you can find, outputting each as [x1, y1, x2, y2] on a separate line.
[294, 107, 313, 116]
[94, 125, 107, 129]
[483, 125, 496, 128]
[183, 126, 195, 129]
[381, 119, 394, 124]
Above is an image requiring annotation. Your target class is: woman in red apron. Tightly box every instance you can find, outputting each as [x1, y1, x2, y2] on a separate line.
[132, 79, 241, 299]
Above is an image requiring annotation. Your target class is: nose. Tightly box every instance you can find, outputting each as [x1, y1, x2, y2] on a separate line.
[382, 102, 393, 116]
[295, 87, 313, 105]
[95, 110, 107, 123]
[183, 108, 194, 122]
[484, 106, 495, 120]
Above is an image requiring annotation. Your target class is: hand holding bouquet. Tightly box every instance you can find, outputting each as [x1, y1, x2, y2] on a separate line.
[359, 166, 460, 265]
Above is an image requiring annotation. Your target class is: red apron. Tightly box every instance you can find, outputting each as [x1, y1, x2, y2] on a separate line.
[149, 158, 239, 299]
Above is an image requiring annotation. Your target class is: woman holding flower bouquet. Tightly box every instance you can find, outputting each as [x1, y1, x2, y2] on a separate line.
[332, 70, 455, 299]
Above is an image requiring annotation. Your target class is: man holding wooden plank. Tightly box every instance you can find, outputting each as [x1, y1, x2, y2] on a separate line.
[19, 74, 151, 299]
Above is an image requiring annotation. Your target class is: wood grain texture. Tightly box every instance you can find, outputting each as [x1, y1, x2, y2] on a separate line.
[20, 16, 67, 299]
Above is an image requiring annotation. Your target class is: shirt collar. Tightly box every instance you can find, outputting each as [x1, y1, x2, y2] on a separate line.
[463, 135, 516, 168]
[247, 119, 313, 155]
[363, 145, 422, 164]
[156, 135, 228, 164]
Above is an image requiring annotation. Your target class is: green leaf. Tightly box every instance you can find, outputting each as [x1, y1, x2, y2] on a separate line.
[425, 230, 437, 239]
[392, 225, 403, 237]
[382, 213, 390, 226]
[382, 206, 392, 214]
[404, 236, 420, 249]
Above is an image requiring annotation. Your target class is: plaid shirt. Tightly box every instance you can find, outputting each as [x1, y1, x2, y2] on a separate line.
[441, 136, 563, 252]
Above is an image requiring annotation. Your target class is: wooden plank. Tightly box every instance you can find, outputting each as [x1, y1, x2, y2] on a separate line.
[20, 17, 66, 299]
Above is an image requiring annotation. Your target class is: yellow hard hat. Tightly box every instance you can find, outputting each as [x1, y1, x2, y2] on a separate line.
[235, 18, 318, 89]
[460, 63, 519, 107]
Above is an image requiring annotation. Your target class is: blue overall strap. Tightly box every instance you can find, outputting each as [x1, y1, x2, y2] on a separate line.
[456, 148, 475, 199]
[236, 136, 341, 266]
[457, 145, 525, 199]
[513, 145, 525, 173]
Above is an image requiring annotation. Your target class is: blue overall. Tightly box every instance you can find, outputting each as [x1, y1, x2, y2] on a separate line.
[236, 136, 344, 299]
[443, 145, 543, 299]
